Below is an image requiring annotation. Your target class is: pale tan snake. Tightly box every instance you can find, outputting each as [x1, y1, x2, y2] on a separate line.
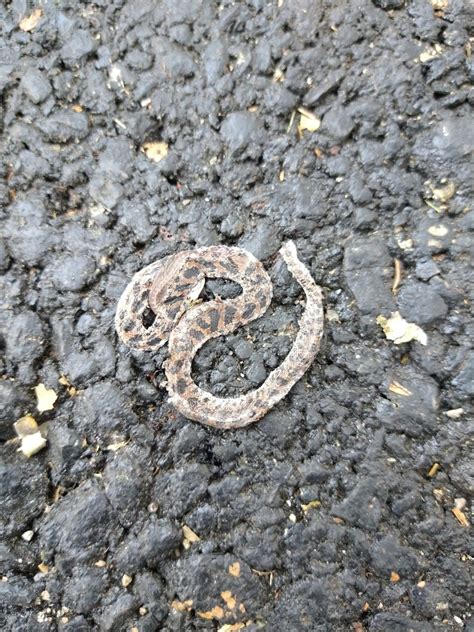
[115, 241, 324, 429]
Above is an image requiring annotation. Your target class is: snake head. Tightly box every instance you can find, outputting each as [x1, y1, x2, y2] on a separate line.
[146, 256, 206, 343]
[149, 255, 204, 309]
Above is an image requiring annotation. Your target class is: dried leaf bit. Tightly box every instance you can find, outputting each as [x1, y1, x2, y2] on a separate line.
[35, 383, 58, 412]
[297, 107, 321, 134]
[19, 9, 43, 32]
[14, 415, 47, 457]
[377, 312, 427, 346]
[142, 141, 169, 163]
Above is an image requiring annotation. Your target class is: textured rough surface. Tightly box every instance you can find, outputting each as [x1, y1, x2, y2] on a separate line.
[0, 1, 472, 630]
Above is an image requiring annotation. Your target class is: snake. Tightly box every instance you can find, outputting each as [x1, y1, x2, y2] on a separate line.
[115, 241, 324, 429]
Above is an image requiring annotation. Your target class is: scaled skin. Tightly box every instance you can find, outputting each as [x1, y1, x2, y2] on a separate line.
[115, 242, 324, 428]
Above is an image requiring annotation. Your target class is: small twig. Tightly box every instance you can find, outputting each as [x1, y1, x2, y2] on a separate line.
[297, 106, 318, 121]
[287, 110, 296, 133]
[392, 258, 402, 294]
[425, 199, 442, 213]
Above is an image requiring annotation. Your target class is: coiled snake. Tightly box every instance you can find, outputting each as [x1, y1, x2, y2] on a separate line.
[115, 241, 324, 429]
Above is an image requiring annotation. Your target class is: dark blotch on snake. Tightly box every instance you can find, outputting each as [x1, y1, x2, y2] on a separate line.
[224, 305, 237, 325]
[208, 308, 220, 333]
[175, 283, 192, 293]
[242, 303, 256, 319]
[175, 378, 188, 394]
[196, 317, 209, 330]
[173, 357, 184, 369]
[122, 320, 135, 333]
[148, 336, 162, 347]
[257, 290, 268, 307]
[168, 306, 181, 320]
[128, 334, 143, 345]
[131, 297, 142, 312]
[222, 258, 239, 274]
[190, 328, 205, 341]
[183, 266, 200, 279]
[245, 262, 257, 276]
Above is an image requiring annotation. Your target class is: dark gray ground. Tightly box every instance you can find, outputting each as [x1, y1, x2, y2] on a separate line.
[1, 0, 473, 630]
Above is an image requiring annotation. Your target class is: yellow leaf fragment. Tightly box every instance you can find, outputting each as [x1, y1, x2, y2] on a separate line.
[221, 590, 236, 610]
[419, 44, 443, 63]
[35, 383, 58, 412]
[301, 499, 321, 513]
[389, 381, 412, 397]
[197, 606, 225, 620]
[218, 625, 246, 632]
[427, 224, 448, 237]
[105, 440, 129, 452]
[445, 408, 463, 419]
[19, 432, 47, 457]
[432, 181, 455, 202]
[454, 497, 466, 511]
[297, 107, 321, 133]
[121, 574, 133, 587]
[451, 507, 469, 527]
[433, 488, 444, 502]
[390, 571, 400, 582]
[14, 415, 39, 438]
[397, 237, 413, 250]
[94, 560, 107, 568]
[377, 312, 427, 346]
[38, 563, 49, 574]
[142, 141, 169, 163]
[171, 599, 193, 612]
[41, 590, 50, 601]
[19, 8, 43, 32]
[326, 309, 340, 323]
[273, 67, 284, 82]
[22, 530, 34, 542]
[229, 562, 241, 577]
[182, 525, 200, 548]
[431, 0, 448, 8]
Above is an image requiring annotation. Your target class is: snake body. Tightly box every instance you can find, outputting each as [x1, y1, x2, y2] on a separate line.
[115, 242, 323, 429]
